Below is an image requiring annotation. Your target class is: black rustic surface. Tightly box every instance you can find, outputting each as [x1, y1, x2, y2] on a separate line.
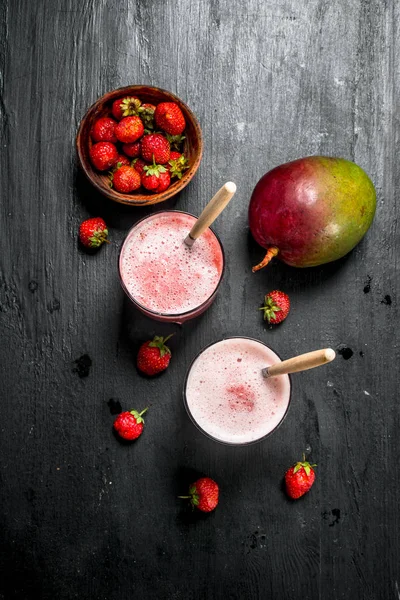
[1, 1, 399, 599]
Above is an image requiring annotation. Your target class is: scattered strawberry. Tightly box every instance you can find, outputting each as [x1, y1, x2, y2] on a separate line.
[111, 165, 141, 193]
[155, 102, 186, 135]
[285, 455, 317, 499]
[132, 157, 148, 176]
[113, 408, 148, 441]
[141, 133, 171, 164]
[115, 116, 144, 143]
[179, 477, 219, 512]
[111, 96, 141, 120]
[137, 334, 173, 376]
[260, 290, 290, 324]
[89, 142, 118, 171]
[168, 152, 189, 179]
[114, 154, 131, 167]
[79, 217, 109, 249]
[138, 103, 156, 130]
[122, 141, 141, 158]
[91, 117, 118, 143]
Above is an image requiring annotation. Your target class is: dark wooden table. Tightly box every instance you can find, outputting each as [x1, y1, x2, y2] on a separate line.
[1, 1, 398, 599]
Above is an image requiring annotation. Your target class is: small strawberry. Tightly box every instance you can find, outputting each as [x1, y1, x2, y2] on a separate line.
[138, 103, 156, 130]
[285, 455, 317, 499]
[141, 158, 170, 192]
[155, 102, 186, 135]
[114, 154, 131, 167]
[132, 157, 148, 176]
[115, 116, 144, 144]
[137, 334, 173, 376]
[141, 133, 171, 164]
[110, 165, 141, 193]
[168, 152, 189, 179]
[122, 141, 141, 158]
[111, 96, 141, 120]
[179, 477, 219, 513]
[91, 117, 118, 143]
[79, 217, 109, 249]
[113, 408, 148, 441]
[89, 142, 118, 171]
[260, 290, 290, 325]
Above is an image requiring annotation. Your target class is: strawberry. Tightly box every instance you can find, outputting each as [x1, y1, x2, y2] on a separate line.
[141, 133, 171, 164]
[110, 165, 141, 193]
[285, 455, 317, 499]
[138, 103, 156, 130]
[155, 102, 186, 135]
[168, 152, 189, 179]
[122, 141, 141, 158]
[79, 217, 109, 248]
[114, 154, 131, 167]
[260, 290, 290, 324]
[111, 96, 141, 120]
[137, 334, 173, 376]
[179, 477, 219, 512]
[113, 408, 148, 441]
[89, 142, 118, 171]
[115, 116, 144, 143]
[132, 157, 148, 175]
[91, 117, 118, 143]
[141, 158, 171, 192]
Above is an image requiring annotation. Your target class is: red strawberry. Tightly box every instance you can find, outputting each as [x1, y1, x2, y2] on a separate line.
[122, 141, 141, 158]
[115, 116, 144, 143]
[137, 334, 173, 376]
[111, 96, 141, 120]
[141, 133, 171, 164]
[91, 117, 118, 143]
[155, 102, 186, 135]
[142, 169, 170, 193]
[138, 103, 156, 130]
[260, 290, 290, 324]
[168, 152, 189, 179]
[179, 477, 219, 512]
[79, 217, 109, 249]
[285, 455, 317, 499]
[113, 408, 148, 441]
[114, 154, 131, 167]
[132, 158, 148, 175]
[111, 165, 141, 193]
[89, 142, 118, 171]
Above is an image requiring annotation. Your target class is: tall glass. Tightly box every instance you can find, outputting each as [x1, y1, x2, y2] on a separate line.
[183, 337, 292, 446]
[119, 210, 225, 324]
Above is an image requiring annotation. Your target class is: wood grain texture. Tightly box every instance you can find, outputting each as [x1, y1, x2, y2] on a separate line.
[1, 1, 399, 599]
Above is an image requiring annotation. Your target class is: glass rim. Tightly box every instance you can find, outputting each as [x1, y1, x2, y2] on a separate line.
[183, 336, 293, 446]
[118, 209, 226, 319]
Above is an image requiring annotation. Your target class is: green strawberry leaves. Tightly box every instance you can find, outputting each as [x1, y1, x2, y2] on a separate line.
[129, 407, 148, 423]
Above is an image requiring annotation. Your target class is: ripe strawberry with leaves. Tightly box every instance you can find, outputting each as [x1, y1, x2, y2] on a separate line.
[113, 408, 148, 441]
[89, 142, 118, 171]
[114, 154, 131, 167]
[112, 96, 141, 120]
[260, 290, 290, 325]
[141, 159, 171, 192]
[115, 116, 144, 144]
[110, 165, 141, 193]
[79, 217, 109, 249]
[141, 133, 171, 164]
[285, 455, 316, 499]
[122, 141, 141, 158]
[179, 477, 219, 512]
[155, 102, 186, 135]
[168, 152, 189, 179]
[91, 117, 118, 143]
[137, 334, 173, 376]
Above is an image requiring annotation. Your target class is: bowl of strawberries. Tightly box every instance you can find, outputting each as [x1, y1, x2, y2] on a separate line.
[76, 85, 203, 206]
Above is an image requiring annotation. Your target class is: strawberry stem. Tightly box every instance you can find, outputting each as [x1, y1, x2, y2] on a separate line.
[252, 247, 279, 272]
[139, 407, 149, 417]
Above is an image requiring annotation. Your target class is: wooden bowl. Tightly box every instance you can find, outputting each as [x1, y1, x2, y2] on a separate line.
[76, 86, 203, 206]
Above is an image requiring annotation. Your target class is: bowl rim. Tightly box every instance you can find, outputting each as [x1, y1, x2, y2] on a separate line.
[76, 85, 203, 206]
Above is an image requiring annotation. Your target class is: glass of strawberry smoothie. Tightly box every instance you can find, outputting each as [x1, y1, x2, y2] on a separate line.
[119, 211, 225, 323]
[183, 337, 292, 445]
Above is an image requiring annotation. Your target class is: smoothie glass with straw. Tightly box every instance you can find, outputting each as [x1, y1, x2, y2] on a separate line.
[183, 337, 335, 446]
[119, 183, 236, 324]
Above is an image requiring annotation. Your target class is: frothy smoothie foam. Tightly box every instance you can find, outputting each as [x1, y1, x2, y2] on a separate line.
[185, 338, 291, 444]
[119, 212, 224, 317]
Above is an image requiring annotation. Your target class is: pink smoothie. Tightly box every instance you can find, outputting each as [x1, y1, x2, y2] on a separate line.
[185, 338, 291, 444]
[119, 212, 224, 316]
